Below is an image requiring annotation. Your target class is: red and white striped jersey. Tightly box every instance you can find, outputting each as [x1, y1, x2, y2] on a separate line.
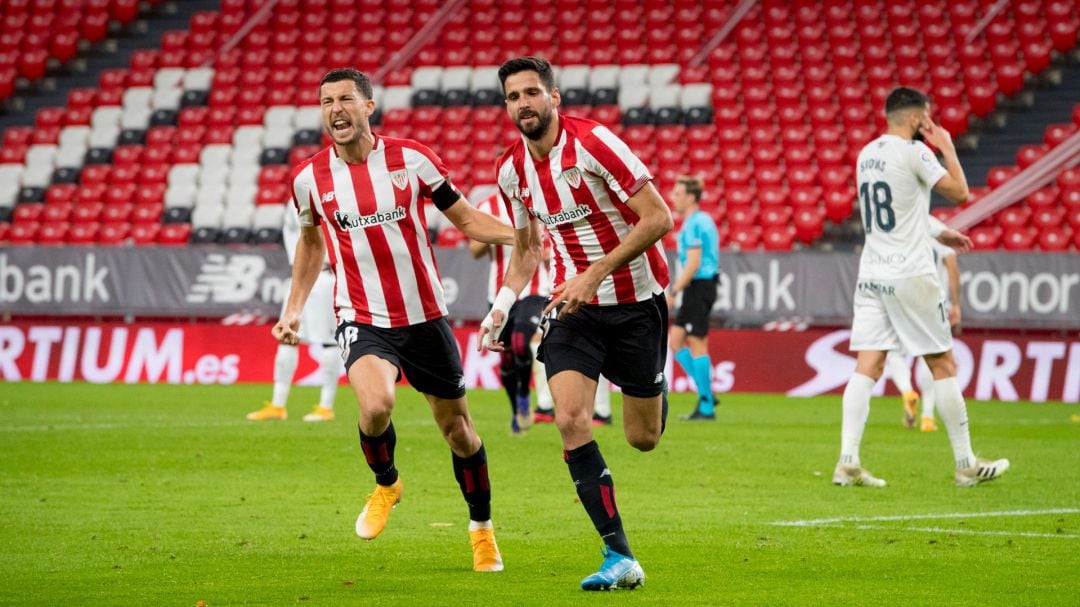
[495, 114, 669, 305]
[475, 192, 551, 302]
[290, 135, 453, 328]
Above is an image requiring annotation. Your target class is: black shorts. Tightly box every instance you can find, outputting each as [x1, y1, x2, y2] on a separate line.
[336, 317, 466, 400]
[496, 294, 546, 345]
[539, 293, 668, 398]
[674, 277, 718, 338]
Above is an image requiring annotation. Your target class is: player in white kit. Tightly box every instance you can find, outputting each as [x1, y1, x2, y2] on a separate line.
[884, 235, 961, 432]
[835, 87, 1008, 488]
[247, 205, 340, 422]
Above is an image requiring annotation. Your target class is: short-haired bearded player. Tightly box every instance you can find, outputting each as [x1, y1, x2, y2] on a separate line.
[274, 68, 514, 572]
[481, 56, 673, 591]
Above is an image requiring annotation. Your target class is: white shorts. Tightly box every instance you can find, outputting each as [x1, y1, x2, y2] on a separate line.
[850, 274, 952, 357]
[282, 270, 337, 345]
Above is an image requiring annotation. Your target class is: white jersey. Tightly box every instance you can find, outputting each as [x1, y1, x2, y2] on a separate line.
[855, 135, 948, 280]
[476, 193, 550, 302]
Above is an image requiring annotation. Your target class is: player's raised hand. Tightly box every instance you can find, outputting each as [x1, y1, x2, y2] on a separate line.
[272, 315, 301, 346]
[919, 120, 954, 152]
[937, 228, 972, 253]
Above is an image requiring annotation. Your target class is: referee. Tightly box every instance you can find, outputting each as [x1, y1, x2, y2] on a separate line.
[666, 176, 720, 421]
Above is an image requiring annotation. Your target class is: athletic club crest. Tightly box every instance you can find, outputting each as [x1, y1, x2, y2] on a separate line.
[390, 170, 408, 190]
[561, 167, 582, 189]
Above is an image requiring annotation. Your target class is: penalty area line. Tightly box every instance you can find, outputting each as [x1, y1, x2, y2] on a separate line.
[770, 508, 1080, 528]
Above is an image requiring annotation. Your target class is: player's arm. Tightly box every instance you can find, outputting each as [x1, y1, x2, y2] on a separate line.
[547, 182, 672, 317]
[928, 215, 972, 252]
[468, 237, 490, 259]
[920, 121, 969, 204]
[273, 225, 325, 346]
[442, 195, 515, 246]
[478, 218, 543, 352]
[944, 255, 962, 326]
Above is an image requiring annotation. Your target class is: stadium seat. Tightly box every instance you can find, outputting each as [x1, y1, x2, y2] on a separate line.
[1037, 227, 1072, 252]
[1002, 227, 1037, 251]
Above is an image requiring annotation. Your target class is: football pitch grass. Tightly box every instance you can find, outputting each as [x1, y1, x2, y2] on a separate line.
[1, 382, 1077, 606]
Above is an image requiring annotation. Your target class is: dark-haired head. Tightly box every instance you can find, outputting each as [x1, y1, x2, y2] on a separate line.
[320, 68, 373, 100]
[498, 56, 555, 94]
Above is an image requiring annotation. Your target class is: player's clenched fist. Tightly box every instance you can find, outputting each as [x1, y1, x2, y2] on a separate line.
[272, 315, 301, 346]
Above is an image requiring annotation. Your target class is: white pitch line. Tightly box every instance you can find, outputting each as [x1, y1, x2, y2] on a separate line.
[852, 524, 1079, 540]
[771, 508, 1080, 527]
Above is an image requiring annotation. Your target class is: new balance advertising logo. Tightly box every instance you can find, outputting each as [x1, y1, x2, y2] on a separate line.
[186, 254, 266, 304]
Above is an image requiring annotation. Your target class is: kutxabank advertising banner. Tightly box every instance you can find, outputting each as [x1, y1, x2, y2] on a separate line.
[0, 246, 1078, 329]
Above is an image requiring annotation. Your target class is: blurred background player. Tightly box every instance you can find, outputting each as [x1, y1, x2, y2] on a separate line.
[469, 192, 550, 434]
[667, 175, 721, 421]
[484, 57, 672, 591]
[275, 68, 514, 573]
[884, 232, 961, 432]
[247, 206, 340, 422]
[836, 87, 1008, 489]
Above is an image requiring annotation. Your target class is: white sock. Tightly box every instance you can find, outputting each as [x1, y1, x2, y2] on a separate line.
[593, 376, 611, 418]
[318, 344, 339, 409]
[915, 358, 936, 419]
[840, 373, 875, 466]
[531, 341, 553, 411]
[885, 352, 914, 394]
[934, 377, 977, 469]
[468, 519, 492, 531]
[271, 344, 299, 407]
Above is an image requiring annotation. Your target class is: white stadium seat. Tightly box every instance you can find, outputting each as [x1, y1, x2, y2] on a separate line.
[222, 203, 255, 229]
[164, 182, 197, 209]
[199, 164, 230, 187]
[226, 183, 258, 208]
[647, 64, 680, 86]
[228, 164, 260, 188]
[0, 184, 18, 207]
[264, 106, 296, 129]
[90, 106, 123, 129]
[199, 144, 232, 168]
[191, 202, 224, 229]
[195, 185, 226, 209]
[262, 127, 295, 149]
[54, 145, 86, 169]
[182, 67, 214, 91]
[25, 144, 57, 169]
[411, 66, 442, 90]
[618, 64, 650, 90]
[58, 126, 90, 149]
[380, 86, 413, 110]
[557, 65, 590, 90]
[588, 65, 619, 91]
[151, 87, 183, 111]
[167, 163, 200, 187]
[20, 164, 54, 188]
[679, 83, 713, 108]
[121, 86, 153, 109]
[292, 106, 322, 130]
[119, 106, 152, 130]
[618, 87, 649, 110]
[87, 125, 120, 148]
[441, 66, 472, 91]
[153, 68, 186, 91]
[0, 165, 24, 188]
[253, 203, 286, 229]
[371, 84, 385, 106]
[649, 85, 681, 109]
[469, 66, 500, 92]
[232, 126, 264, 149]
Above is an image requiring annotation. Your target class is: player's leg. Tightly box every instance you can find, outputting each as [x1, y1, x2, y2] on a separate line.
[592, 375, 612, 425]
[404, 318, 501, 571]
[885, 350, 919, 429]
[923, 351, 1009, 485]
[303, 271, 340, 422]
[914, 356, 937, 431]
[669, 322, 696, 410]
[347, 352, 403, 540]
[530, 336, 555, 421]
[835, 283, 893, 487]
[509, 296, 545, 431]
[684, 333, 716, 419]
[496, 303, 521, 433]
[247, 343, 298, 420]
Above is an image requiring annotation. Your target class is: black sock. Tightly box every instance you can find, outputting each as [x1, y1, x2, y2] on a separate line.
[499, 353, 518, 415]
[564, 441, 632, 557]
[514, 357, 532, 400]
[359, 422, 398, 486]
[452, 444, 491, 521]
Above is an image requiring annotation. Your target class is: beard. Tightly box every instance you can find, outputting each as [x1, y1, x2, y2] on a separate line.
[515, 108, 553, 141]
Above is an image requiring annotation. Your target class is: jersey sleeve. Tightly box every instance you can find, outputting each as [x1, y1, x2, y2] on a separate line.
[578, 125, 652, 202]
[291, 166, 321, 227]
[497, 156, 530, 229]
[683, 216, 704, 248]
[911, 141, 949, 188]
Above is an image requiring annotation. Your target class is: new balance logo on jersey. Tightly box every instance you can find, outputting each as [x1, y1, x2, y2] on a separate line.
[518, 187, 530, 199]
[536, 204, 591, 227]
[334, 206, 407, 231]
[321, 191, 335, 203]
[561, 167, 582, 189]
[390, 170, 408, 190]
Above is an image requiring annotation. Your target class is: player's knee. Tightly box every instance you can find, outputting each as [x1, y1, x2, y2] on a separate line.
[628, 432, 659, 452]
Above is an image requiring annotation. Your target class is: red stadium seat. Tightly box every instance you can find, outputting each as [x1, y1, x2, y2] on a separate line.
[728, 206, 758, 228]
[97, 223, 131, 245]
[970, 225, 1002, 250]
[762, 226, 795, 251]
[67, 222, 99, 244]
[1002, 227, 1037, 251]
[157, 223, 191, 245]
[1038, 227, 1072, 252]
[793, 207, 825, 243]
[36, 222, 68, 245]
[824, 189, 854, 223]
[998, 207, 1031, 229]
[728, 225, 761, 250]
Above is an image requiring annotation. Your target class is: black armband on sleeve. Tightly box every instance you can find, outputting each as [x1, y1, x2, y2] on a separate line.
[431, 180, 460, 211]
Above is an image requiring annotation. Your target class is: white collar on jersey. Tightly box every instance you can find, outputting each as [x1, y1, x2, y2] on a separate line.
[330, 133, 383, 165]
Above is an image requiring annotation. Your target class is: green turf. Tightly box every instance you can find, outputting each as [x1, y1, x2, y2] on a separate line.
[0, 382, 1077, 606]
